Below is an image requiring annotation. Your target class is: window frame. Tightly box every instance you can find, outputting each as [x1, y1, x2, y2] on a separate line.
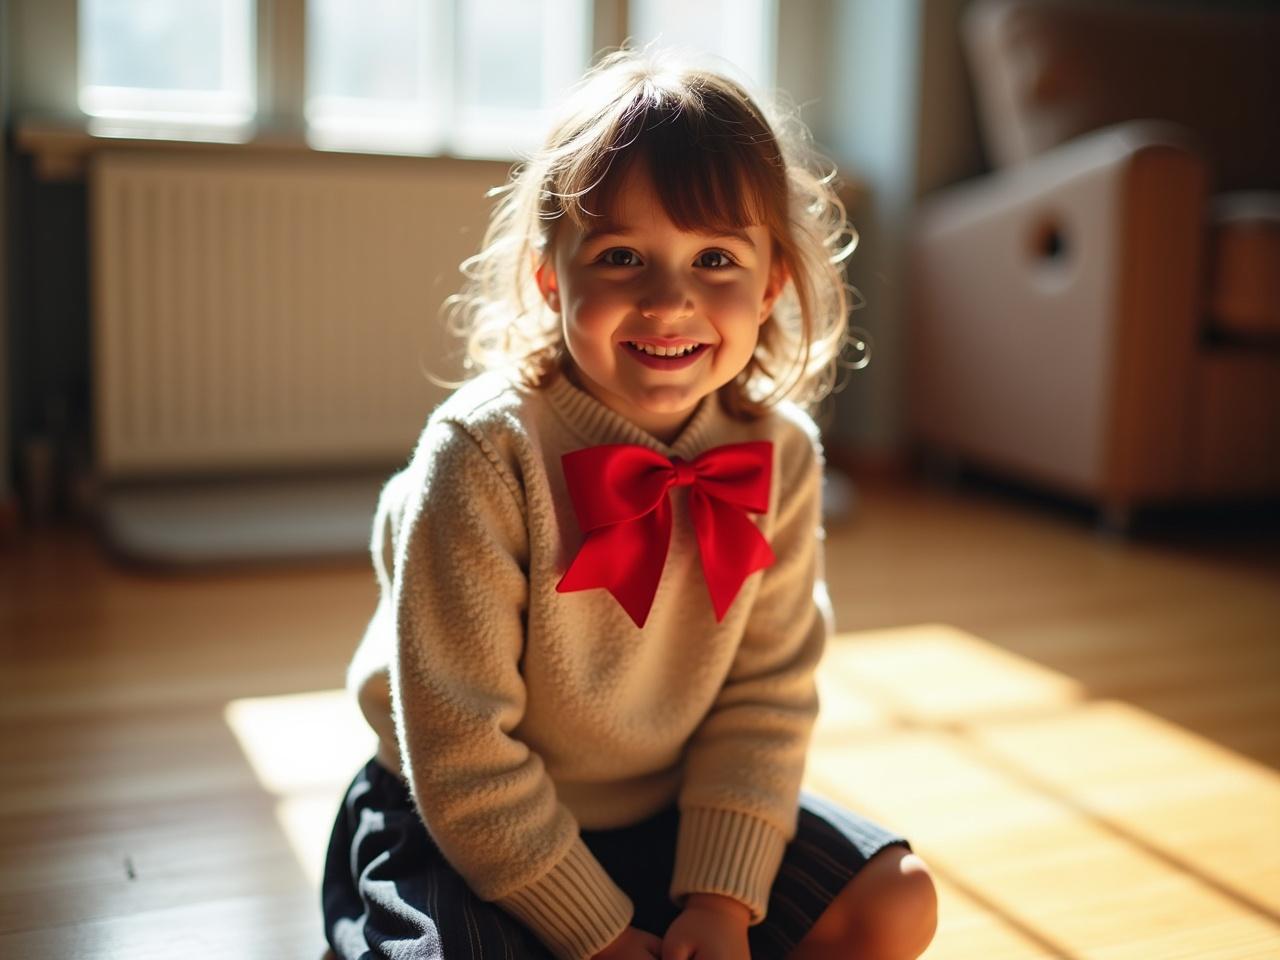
[67, 0, 784, 162]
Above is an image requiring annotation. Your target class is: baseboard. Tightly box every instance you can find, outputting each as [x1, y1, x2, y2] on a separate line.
[96, 472, 388, 568]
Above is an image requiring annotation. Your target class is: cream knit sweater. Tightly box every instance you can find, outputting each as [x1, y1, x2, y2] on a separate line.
[347, 370, 832, 959]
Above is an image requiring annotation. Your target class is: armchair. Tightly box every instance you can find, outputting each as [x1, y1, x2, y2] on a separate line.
[907, 0, 1280, 530]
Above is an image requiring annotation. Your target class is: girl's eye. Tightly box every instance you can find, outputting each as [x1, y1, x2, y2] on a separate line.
[696, 250, 736, 269]
[598, 248, 639, 267]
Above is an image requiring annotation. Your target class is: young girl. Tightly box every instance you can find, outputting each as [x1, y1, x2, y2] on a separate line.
[322, 49, 938, 960]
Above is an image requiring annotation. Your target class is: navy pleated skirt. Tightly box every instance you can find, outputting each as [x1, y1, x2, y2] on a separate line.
[322, 758, 910, 959]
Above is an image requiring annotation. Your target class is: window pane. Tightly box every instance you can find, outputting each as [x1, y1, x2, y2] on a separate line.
[305, 0, 588, 159]
[452, 0, 590, 158]
[308, 0, 431, 103]
[306, 0, 441, 153]
[79, 0, 254, 122]
[629, 0, 776, 93]
[456, 0, 547, 112]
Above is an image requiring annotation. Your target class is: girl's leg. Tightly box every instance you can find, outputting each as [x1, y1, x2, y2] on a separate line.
[787, 846, 938, 960]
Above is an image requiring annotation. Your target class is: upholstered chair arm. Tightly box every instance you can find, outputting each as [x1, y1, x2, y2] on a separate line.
[907, 120, 1211, 508]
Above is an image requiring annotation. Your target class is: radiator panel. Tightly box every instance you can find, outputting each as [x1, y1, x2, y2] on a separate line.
[91, 152, 488, 477]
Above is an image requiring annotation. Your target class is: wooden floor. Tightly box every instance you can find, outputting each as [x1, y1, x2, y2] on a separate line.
[2, 472, 1278, 959]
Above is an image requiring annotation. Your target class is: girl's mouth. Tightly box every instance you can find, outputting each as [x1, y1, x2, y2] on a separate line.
[622, 341, 708, 370]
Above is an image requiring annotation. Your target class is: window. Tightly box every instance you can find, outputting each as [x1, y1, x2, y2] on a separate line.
[305, 0, 442, 153]
[628, 0, 777, 94]
[79, 0, 255, 126]
[451, 0, 590, 158]
[75, 0, 778, 158]
[306, 0, 591, 158]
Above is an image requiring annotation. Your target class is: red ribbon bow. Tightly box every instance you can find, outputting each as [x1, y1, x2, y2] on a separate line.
[556, 441, 775, 627]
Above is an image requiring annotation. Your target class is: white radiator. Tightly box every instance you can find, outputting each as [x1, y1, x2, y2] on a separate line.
[90, 151, 492, 479]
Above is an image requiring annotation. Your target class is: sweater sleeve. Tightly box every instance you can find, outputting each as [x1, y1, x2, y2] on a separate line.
[388, 419, 633, 959]
[670, 429, 829, 922]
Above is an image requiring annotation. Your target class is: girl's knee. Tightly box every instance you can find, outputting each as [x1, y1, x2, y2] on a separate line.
[851, 848, 939, 959]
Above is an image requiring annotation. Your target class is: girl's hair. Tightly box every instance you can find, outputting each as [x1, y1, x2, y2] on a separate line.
[445, 46, 861, 418]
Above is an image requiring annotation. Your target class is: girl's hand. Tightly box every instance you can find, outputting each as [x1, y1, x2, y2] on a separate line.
[591, 925, 663, 959]
[661, 894, 751, 960]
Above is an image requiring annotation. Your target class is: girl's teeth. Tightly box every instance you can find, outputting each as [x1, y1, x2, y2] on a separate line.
[631, 342, 698, 357]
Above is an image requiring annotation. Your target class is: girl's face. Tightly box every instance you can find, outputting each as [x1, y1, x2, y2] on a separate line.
[536, 161, 787, 443]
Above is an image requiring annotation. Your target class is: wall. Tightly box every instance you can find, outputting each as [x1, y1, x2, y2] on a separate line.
[816, 0, 993, 460]
[0, 0, 11, 514]
[9, 0, 76, 117]
[6, 0, 79, 518]
[914, 0, 987, 197]
[821, 0, 925, 457]
[775, 0, 835, 140]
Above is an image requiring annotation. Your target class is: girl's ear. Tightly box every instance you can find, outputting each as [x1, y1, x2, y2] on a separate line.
[759, 255, 790, 324]
[535, 258, 561, 313]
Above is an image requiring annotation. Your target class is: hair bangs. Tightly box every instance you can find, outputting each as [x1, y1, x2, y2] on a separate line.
[551, 83, 787, 242]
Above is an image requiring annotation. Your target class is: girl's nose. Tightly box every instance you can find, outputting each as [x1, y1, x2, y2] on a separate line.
[638, 274, 694, 323]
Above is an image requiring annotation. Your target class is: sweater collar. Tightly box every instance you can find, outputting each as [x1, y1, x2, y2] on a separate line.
[545, 371, 723, 459]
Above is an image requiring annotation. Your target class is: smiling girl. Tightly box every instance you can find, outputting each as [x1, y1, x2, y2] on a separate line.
[321, 49, 938, 960]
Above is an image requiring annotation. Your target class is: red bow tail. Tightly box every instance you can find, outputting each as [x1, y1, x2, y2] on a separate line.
[689, 488, 776, 621]
[556, 499, 672, 627]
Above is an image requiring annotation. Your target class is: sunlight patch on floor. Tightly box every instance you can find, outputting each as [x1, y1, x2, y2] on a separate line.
[807, 624, 1280, 959]
[223, 626, 1280, 957]
[818, 623, 1087, 727]
[224, 690, 375, 795]
[225, 690, 375, 886]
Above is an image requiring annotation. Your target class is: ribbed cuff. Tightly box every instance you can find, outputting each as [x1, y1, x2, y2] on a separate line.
[670, 807, 789, 923]
[498, 838, 634, 960]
